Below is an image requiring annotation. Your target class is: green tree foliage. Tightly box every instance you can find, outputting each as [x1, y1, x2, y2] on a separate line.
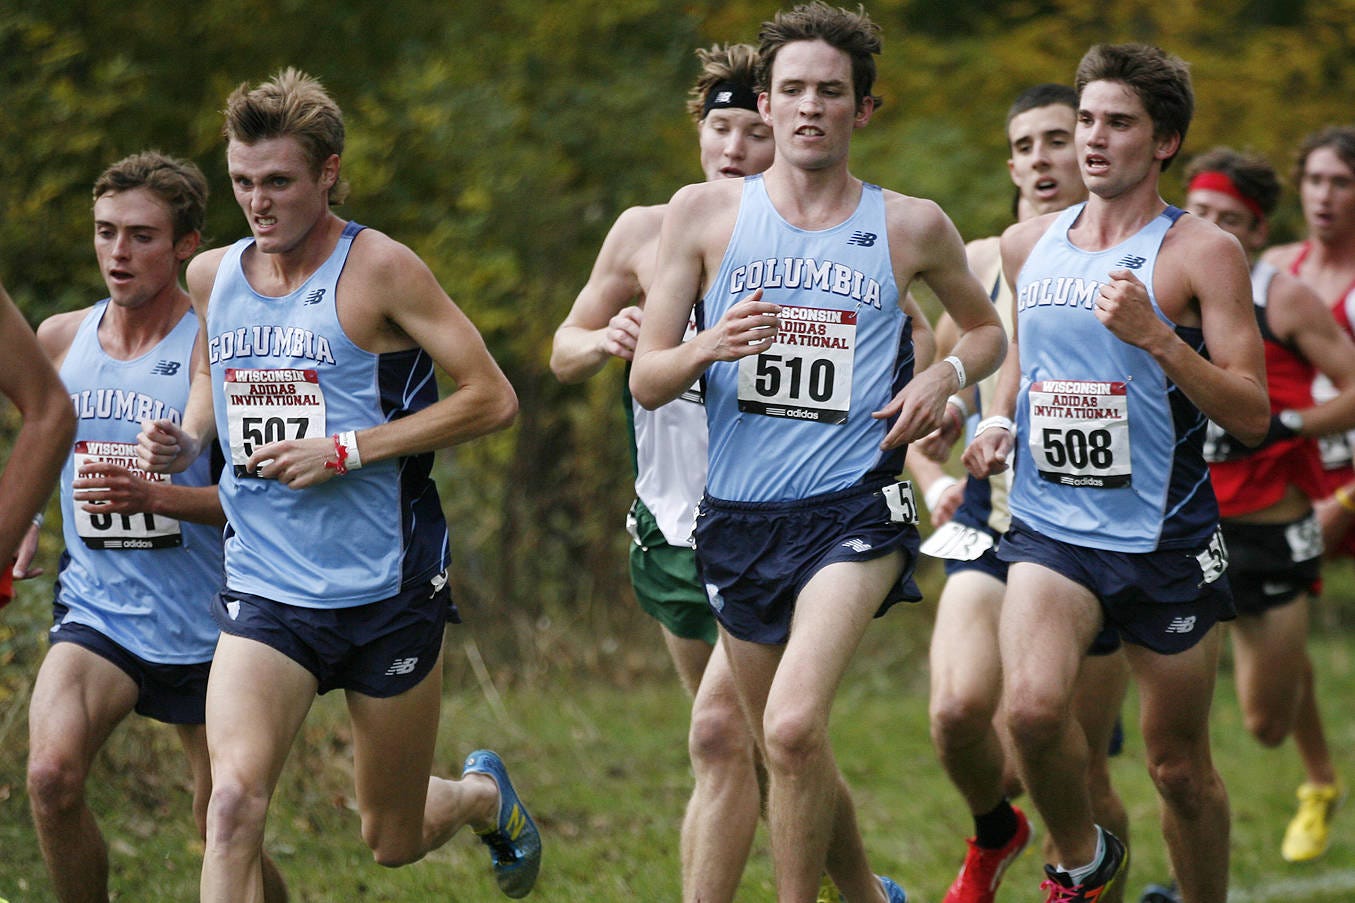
[2, 0, 1354, 666]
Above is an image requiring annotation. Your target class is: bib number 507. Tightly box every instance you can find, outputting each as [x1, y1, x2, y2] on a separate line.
[240, 416, 310, 457]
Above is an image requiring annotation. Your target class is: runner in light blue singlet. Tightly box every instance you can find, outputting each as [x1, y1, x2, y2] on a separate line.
[207, 221, 449, 608]
[55, 300, 220, 663]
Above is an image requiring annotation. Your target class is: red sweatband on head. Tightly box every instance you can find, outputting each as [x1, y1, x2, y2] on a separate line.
[1187, 171, 1265, 223]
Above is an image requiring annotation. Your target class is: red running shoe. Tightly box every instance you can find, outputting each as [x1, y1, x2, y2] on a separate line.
[943, 805, 1033, 903]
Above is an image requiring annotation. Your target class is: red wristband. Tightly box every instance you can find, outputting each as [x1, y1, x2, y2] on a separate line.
[324, 433, 349, 475]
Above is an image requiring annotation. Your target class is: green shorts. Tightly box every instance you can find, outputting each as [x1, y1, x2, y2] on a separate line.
[627, 498, 716, 645]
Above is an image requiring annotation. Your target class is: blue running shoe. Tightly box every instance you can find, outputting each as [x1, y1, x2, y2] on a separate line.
[462, 750, 542, 898]
[878, 874, 908, 903]
[1138, 882, 1182, 903]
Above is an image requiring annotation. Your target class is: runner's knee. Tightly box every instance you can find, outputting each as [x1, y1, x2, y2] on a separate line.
[362, 815, 425, 867]
[27, 750, 88, 818]
[930, 687, 997, 753]
[762, 707, 828, 774]
[689, 694, 754, 772]
[206, 777, 271, 848]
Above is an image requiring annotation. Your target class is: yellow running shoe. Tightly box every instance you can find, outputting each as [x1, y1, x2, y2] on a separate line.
[1281, 780, 1345, 862]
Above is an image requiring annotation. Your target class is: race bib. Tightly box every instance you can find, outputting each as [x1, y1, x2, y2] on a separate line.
[881, 480, 919, 525]
[1317, 432, 1353, 471]
[1196, 527, 1229, 585]
[224, 368, 325, 478]
[920, 520, 994, 561]
[1286, 514, 1324, 563]
[737, 306, 855, 424]
[1028, 379, 1131, 488]
[72, 441, 181, 549]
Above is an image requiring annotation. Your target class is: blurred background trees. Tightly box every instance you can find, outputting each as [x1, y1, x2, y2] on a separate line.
[3, 0, 1354, 672]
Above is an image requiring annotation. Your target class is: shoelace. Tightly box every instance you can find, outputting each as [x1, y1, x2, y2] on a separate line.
[1039, 877, 1084, 902]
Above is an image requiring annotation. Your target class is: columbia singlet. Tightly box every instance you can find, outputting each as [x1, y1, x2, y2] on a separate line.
[1011, 203, 1217, 552]
[700, 175, 911, 502]
[55, 301, 220, 663]
[207, 221, 450, 608]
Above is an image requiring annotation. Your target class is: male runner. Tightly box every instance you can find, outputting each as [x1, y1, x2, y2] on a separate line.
[632, 5, 1006, 900]
[20, 151, 287, 902]
[552, 44, 771, 903]
[964, 44, 1269, 903]
[1189, 148, 1352, 866]
[1258, 125, 1355, 863]
[916, 84, 1131, 903]
[137, 70, 538, 901]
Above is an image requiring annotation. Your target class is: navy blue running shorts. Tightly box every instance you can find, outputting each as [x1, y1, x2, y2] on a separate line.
[49, 606, 211, 725]
[694, 480, 922, 645]
[997, 517, 1235, 655]
[1220, 514, 1322, 617]
[939, 526, 1119, 656]
[214, 571, 455, 697]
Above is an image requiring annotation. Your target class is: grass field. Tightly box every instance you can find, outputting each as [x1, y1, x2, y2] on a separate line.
[1, 565, 1353, 901]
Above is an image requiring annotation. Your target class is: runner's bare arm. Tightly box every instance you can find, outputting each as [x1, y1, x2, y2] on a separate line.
[73, 464, 225, 527]
[1103, 222, 1267, 444]
[631, 182, 779, 409]
[346, 238, 517, 465]
[960, 218, 1040, 478]
[0, 286, 76, 564]
[1269, 272, 1355, 437]
[137, 250, 223, 473]
[551, 205, 663, 383]
[874, 198, 1005, 449]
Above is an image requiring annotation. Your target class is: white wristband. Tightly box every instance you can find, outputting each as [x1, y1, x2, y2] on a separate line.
[339, 430, 364, 471]
[943, 354, 967, 389]
[32, 512, 44, 529]
[974, 415, 1015, 437]
[924, 476, 959, 512]
[946, 393, 970, 419]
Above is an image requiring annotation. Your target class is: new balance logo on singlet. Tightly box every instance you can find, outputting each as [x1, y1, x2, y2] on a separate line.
[303, 288, 326, 305]
[847, 231, 877, 247]
[1116, 254, 1146, 269]
[150, 360, 181, 376]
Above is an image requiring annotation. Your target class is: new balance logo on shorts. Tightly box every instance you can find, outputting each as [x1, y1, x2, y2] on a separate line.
[150, 360, 181, 376]
[1165, 616, 1197, 634]
[705, 583, 725, 613]
[842, 538, 874, 553]
[1115, 254, 1146, 269]
[385, 657, 419, 676]
[303, 288, 327, 305]
[847, 231, 877, 247]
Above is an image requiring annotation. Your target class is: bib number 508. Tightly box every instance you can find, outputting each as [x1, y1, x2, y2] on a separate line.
[1041, 427, 1114, 469]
